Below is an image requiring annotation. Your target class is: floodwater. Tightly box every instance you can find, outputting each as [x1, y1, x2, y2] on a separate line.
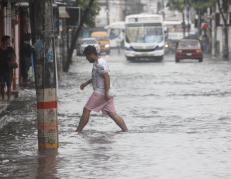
[1, 52, 231, 179]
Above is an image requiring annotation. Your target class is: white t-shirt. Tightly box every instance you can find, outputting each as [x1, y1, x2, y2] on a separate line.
[92, 58, 113, 95]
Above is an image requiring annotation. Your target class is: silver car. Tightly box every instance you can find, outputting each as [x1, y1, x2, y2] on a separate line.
[76, 38, 100, 55]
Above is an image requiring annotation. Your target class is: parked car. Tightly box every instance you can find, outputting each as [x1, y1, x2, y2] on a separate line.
[175, 39, 203, 62]
[76, 38, 100, 55]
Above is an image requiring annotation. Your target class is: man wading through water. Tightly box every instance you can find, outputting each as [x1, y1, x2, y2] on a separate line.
[76, 46, 128, 133]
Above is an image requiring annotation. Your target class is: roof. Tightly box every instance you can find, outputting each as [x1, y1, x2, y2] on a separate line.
[105, 21, 125, 29]
[91, 31, 108, 37]
[125, 14, 163, 24]
[81, 38, 96, 41]
[126, 14, 162, 19]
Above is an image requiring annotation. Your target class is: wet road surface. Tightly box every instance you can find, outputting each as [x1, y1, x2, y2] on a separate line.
[1, 52, 231, 179]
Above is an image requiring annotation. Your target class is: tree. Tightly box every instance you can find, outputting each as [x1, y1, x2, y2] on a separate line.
[167, 0, 231, 58]
[191, 0, 215, 11]
[167, 0, 185, 11]
[217, 0, 231, 59]
[167, 0, 186, 37]
[78, 0, 100, 27]
[63, 0, 95, 72]
[190, 0, 230, 58]
[167, 0, 215, 34]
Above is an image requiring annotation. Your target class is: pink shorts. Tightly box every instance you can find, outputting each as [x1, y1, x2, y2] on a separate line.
[85, 92, 116, 114]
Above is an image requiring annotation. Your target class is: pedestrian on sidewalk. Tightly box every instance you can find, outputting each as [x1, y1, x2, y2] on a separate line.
[0, 36, 17, 101]
[20, 33, 33, 86]
[76, 45, 128, 133]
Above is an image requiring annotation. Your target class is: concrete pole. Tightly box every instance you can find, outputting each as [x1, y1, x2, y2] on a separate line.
[186, 5, 190, 36]
[30, 0, 59, 150]
[106, 0, 110, 25]
[211, 8, 216, 56]
[182, 11, 186, 38]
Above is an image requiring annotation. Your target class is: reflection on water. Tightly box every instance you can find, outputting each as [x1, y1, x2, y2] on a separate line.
[1, 54, 231, 178]
[37, 151, 59, 179]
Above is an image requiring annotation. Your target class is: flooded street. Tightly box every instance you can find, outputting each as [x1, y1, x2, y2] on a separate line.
[1, 52, 231, 179]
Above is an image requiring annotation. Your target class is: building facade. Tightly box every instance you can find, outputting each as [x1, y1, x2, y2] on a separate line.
[96, 0, 126, 27]
[140, 0, 164, 14]
[0, 0, 31, 89]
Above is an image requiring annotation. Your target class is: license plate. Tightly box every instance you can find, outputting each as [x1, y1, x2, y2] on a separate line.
[186, 53, 192, 56]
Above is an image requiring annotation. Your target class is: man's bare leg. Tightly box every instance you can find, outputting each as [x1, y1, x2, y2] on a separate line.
[76, 107, 91, 133]
[107, 112, 128, 132]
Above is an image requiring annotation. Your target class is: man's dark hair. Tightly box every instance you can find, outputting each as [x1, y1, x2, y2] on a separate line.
[83, 45, 97, 55]
[1, 35, 10, 43]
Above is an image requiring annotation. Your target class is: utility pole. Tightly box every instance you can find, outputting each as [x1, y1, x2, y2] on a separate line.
[30, 0, 59, 150]
[182, 0, 186, 38]
[211, 6, 217, 56]
[186, 0, 190, 36]
[182, 12, 186, 38]
[106, 0, 110, 25]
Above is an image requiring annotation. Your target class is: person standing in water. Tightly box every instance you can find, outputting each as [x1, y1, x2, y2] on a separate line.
[76, 45, 128, 133]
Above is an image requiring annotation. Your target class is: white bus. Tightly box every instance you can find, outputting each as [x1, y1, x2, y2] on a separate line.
[164, 20, 184, 41]
[124, 14, 165, 61]
[163, 20, 184, 53]
[106, 21, 125, 48]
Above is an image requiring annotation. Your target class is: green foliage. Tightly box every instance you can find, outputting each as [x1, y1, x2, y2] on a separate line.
[222, 0, 231, 12]
[167, 0, 216, 13]
[191, 0, 215, 12]
[78, 0, 100, 27]
[167, 0, 185, 12]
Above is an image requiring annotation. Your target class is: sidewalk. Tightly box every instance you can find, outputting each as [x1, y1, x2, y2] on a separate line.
[0, 91, 19, 114]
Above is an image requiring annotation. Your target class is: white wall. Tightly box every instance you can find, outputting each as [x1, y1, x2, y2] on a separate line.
[140, 0, 159, 14]
[95, 5, 108, 27]
[95, 0, 125, 27]
[109, 0, 125, 22]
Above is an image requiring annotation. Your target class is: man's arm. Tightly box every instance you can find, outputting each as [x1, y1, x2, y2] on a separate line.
[103, 72, 110, 99]
[80, 79, 92, 90]
[85, 79, 92, 85]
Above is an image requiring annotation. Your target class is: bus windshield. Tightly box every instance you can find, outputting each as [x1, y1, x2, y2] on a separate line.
[126, 24, 163, 43]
